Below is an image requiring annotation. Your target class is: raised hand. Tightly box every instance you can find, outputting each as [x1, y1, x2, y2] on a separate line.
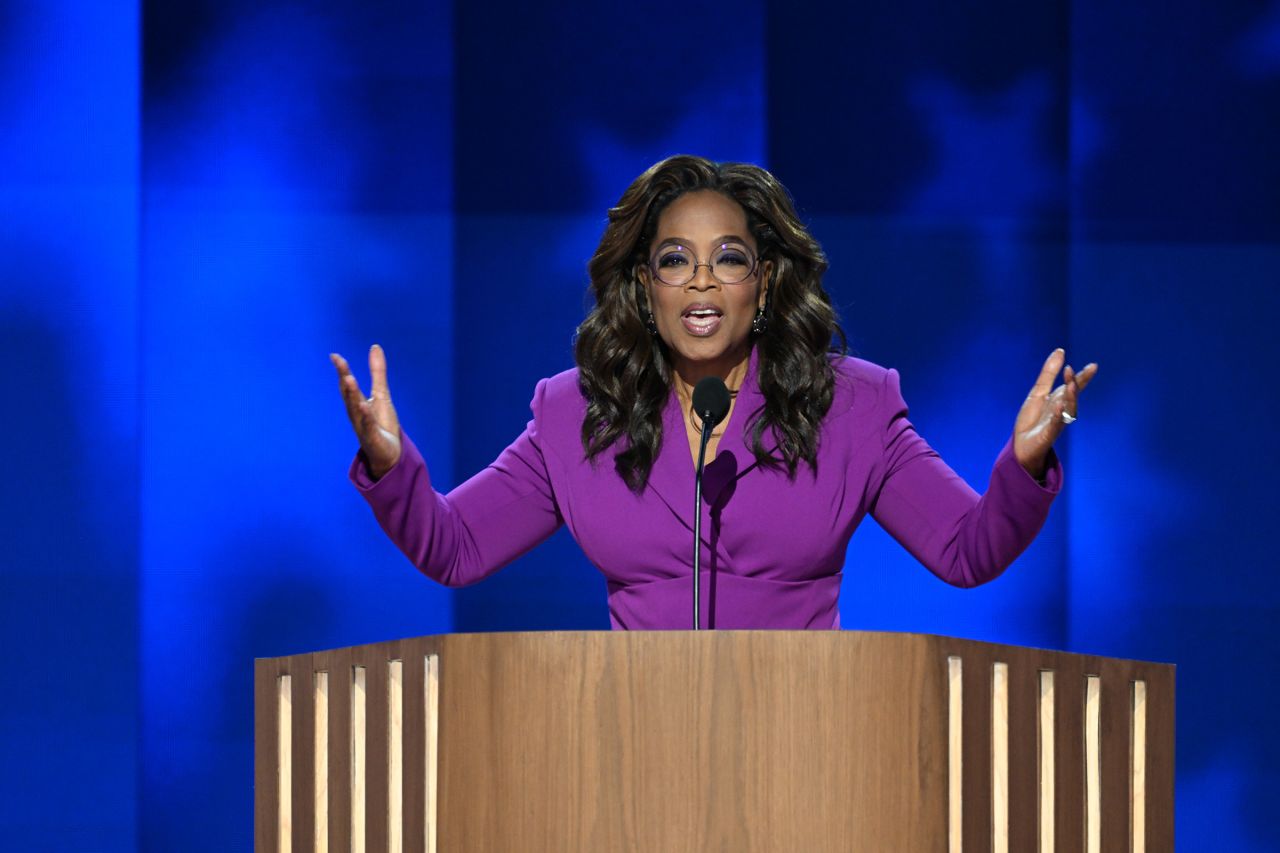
[1013, 348, 1098, 479]
[331, 344, 402, 480]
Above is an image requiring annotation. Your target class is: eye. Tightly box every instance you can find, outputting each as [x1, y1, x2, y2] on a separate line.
[714, 246, 751, 267]
[657, 251, 691, 268]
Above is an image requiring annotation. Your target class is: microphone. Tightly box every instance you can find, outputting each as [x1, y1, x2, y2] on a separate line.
[690, 377, 731, 630]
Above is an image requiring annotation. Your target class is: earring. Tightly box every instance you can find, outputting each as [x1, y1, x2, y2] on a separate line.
[751, 306, 768, 336]
[645, 311, 659, 337]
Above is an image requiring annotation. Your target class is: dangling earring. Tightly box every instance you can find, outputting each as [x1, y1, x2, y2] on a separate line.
[645, 310, 659, 337]
[751, 306, 768, 336]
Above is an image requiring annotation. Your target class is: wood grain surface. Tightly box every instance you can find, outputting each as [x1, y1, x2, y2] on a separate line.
[253, 630, 1174, 852]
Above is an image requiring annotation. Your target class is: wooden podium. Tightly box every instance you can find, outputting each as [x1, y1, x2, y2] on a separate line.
[255, 631, 1173, 851]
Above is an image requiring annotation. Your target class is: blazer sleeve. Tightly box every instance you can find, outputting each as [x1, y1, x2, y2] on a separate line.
[348, 379, 564, 587]
[867, 367, 1062, 587]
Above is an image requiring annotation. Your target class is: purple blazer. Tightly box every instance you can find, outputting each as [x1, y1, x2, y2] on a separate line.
[351, 352, 1061, 630]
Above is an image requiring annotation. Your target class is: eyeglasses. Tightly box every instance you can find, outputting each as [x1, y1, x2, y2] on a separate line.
[648, 242, 760, 287]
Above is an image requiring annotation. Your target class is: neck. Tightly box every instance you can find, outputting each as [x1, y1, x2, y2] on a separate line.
[672, 350, 750, 402]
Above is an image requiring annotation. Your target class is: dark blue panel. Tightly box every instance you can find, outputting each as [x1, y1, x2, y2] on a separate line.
[0, 3, 140, 847]
[816, 217, 1069, 648]
[766, 2, 1072, 645]
[1072, 2, 1280, 241]
[1068, 242, 1280, 849]
[767, 1, 1071, 220]
[454, 0, 765, 214]
[449, 215, 612, 630]
[139, 1, 454, 849]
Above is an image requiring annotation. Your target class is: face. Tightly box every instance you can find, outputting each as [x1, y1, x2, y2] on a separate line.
[639, 190, 771, 383]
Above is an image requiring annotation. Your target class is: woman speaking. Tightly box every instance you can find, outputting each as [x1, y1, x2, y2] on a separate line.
[331, 155, 1095, 629]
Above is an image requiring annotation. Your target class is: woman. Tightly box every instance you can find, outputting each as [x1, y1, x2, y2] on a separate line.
[331, 155, 1095, 629]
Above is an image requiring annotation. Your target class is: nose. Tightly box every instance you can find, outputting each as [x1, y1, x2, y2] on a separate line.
[688, 262, 719, 290]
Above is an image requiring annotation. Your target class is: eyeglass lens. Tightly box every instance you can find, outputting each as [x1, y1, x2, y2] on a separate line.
[652, 243, 755, 286]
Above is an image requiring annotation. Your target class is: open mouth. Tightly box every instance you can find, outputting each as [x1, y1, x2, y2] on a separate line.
[681, 305, 723, 336]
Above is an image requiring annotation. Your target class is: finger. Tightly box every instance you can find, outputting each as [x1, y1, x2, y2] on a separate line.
[1074, 362, 1098, 393]
[332, 354, 369, 423]
[369, 343, 391, 400]
[1029, 348, 1064, 399]
[340, 373, 370, 427]
[1062, 371, 1079, 414]
[1054, 395, 1071, 430]
[330, 352, 353, 383]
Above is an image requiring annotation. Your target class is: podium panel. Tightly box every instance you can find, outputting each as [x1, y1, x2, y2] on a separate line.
[255, 631, 1173, 852]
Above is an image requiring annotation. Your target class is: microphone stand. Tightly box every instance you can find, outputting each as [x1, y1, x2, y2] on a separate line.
[692, 415, 715, 631]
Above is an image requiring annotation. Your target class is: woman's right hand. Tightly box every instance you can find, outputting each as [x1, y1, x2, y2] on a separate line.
[331, 344, 402, 480]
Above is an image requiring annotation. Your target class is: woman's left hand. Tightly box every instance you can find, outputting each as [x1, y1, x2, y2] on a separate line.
[1014, 348, 1098, 480]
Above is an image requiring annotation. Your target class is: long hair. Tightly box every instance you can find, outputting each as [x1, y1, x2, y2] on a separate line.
[574, 155, 846, 492]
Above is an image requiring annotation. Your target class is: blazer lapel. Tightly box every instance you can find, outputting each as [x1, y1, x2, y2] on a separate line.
[643, 348, 775, 547]
[640, 387, 697, 536]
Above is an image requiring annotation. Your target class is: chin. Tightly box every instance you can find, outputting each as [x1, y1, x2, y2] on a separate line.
[667, 336, 749, 370]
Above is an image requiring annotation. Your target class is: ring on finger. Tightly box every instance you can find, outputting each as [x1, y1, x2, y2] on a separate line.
[1061, 411, 1077, 424]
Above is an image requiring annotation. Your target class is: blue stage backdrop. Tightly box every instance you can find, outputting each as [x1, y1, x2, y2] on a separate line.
[1, 1, 1277, 849]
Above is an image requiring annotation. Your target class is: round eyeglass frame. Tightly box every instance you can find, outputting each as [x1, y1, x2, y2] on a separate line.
[647, 243, 761, 287]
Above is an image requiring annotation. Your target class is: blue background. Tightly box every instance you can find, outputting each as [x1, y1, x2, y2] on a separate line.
[1, 0, 1276, 848]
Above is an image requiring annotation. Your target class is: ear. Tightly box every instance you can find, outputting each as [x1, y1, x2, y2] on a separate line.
[758, 259, 775, 310]
[634, 265, 653, 314]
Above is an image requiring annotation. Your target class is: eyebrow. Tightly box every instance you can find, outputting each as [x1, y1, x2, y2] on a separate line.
[653, 234, 753, 251]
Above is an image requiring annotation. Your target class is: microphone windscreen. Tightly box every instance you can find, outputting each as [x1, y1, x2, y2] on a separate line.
[692, 377, 732, 427]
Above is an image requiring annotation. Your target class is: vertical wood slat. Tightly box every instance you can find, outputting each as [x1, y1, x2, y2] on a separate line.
[1039, 670, 1055, 853]
[1099, 667, 1132, 853]
[1132, 680, 1147, 853]
[400, 653, 426, 853]
[992, 662, 1009, 853]
[1053, 656, 1086, 852]
[255, 663, 281, 853]
[324, 651, 353, 853]
[425, 653, 440, 853]
[1144, 666, 1175, 851]
[289, 660, 316, 852]
[365, 659, 390, 853]
[1085, 675, 1102, 853]
[278, 675, 293, 853]
[389, 659, 404, 853]
[1005, 655, 1038, 853]
[947, 656, 962, 853]
[961, 649, 993, 853]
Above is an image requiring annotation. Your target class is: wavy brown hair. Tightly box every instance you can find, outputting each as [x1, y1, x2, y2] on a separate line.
[574, 155, 847, 492]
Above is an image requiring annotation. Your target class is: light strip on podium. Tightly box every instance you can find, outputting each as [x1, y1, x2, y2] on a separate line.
[1085, 675, 1101, 853]
[425, 654, 440, 853]
[277, 675, 292, 853]
[1132, 680, 1147, 853]
[388, 659, 404, 853]
[351, 665, 367, 853]
[314, 671, 329, 853]
[947, 656, 962, 853]
[992, 662, 1009, 853]
[1038, 670, 1055, 852]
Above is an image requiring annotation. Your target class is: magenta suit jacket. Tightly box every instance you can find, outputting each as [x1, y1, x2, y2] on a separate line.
[350, 352, 1061, 629]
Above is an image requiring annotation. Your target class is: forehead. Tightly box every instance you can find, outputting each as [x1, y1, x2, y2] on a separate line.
[653, 190, 751, 243]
